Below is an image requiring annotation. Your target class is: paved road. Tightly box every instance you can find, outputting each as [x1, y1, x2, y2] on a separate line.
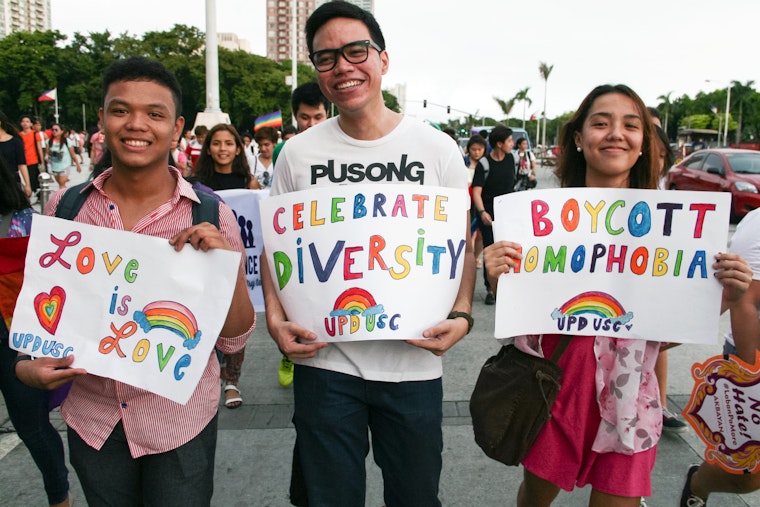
[2, 159, 759, 506]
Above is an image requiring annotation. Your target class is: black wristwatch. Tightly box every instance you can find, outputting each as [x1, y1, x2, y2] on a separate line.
[448, 311, 474, 334]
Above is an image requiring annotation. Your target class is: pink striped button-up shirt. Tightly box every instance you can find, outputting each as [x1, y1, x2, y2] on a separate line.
[45, 167, 255, 458]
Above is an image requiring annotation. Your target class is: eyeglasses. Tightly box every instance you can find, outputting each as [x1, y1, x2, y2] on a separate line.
[309, 40, 382, 72]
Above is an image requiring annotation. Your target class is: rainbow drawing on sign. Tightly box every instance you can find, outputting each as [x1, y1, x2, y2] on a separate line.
[551, 291, 634, 325]
[133, 301, 202, 350]
[329, 287, 384, 317]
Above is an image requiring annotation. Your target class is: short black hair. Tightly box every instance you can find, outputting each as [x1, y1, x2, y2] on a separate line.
[101, 57, 183, 119]
[291, 82, 330, 116]
[489, 125, 513, 147]
[282, 125, 298, 137]
[305, 1, 385, 54]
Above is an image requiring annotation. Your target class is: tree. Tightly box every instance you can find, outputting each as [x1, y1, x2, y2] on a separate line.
[731, 80, 756, 145]
[513, 87, 532, 129]
[493, 96, 516, 124]
[657, 91, 673, 136]
[538, 62, 554, 149]
[382, 90, 400, 113]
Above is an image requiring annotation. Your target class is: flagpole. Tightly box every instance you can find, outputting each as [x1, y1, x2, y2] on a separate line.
[54, 95, 59, 123]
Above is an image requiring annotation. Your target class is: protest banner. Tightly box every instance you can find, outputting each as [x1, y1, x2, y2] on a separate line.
[259, 184, 469, 342]
[217, 188, 269, 310]
[9, 215, 239, 404]
[684, 352, 760, 474]
[492, 188, 731, 344]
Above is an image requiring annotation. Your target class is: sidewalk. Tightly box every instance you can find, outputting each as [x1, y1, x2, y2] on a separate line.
[2, 162, 760, 506]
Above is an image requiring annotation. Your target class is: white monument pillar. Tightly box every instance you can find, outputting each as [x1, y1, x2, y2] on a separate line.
[193, 0, 230, 129]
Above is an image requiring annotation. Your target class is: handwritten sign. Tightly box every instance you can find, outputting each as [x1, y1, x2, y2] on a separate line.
[259, 184, 468, 342]
[492, 188, 731, 343]
[217, 188, 269, 310]
[684, 352, 760, 474]
[9, 215, 240, 404]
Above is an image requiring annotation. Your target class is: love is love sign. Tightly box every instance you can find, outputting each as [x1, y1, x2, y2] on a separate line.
[492, 188, 731, 344]
[10, 215, 239, 404]
[260, 184, 469, 342]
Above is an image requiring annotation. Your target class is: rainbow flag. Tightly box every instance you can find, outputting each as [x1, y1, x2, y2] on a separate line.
[0, 237, 29, 328]
[254, 110, 282, 131]
[38, 88, 57, 102]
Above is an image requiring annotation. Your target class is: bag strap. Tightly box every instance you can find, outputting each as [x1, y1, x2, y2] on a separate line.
[55, 182, 92, 220]
[479, 156, 490, 179]
[549, 335, 572, 363]
[56, 181, 219, 228]
[192, 189, 219, 227]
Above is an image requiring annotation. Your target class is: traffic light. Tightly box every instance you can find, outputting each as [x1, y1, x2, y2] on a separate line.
[423, 99, 427, 108]
[447, 106, 451, 114]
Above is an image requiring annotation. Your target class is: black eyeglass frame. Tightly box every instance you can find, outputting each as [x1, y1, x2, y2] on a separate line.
[309, 39, 383, 72]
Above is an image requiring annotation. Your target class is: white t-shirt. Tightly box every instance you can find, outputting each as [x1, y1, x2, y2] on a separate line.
[726, 208, 760, 346]
[272, 116, 469, 382]
[252, 155, 273, 189]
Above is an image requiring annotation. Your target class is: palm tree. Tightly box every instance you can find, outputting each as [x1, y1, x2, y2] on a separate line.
[539, 62, 554, 149]
[657, 91, 673, 135]
[493, 96, 516, 125]
[513, 87, 532, 129]
[731, 80, 755, 145]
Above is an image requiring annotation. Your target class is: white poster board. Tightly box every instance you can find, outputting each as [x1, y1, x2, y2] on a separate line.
[217, 188, 269, 310]
[9, 215, 239, 404]
[492, 188, 731, 344]
[260, 184, 469, 342]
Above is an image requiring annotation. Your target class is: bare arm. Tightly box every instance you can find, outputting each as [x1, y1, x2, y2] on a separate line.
[472, 186, 491, 226]
[18, 164, 32, 197]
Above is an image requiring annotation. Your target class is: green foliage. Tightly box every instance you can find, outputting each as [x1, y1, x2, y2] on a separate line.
[383, 89, 400, 113]
[0, 25, 321, 133]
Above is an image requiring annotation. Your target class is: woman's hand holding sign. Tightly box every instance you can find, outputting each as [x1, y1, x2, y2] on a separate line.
[483, 241, 523, 292]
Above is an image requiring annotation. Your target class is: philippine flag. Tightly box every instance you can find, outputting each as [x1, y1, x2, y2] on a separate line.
[38, 88, 57, 102]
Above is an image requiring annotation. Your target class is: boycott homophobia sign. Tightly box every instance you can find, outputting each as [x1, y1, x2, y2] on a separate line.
[217, 188, 269, 309]
[492, 188, 731, 344]
[684, 352, 760, 474]
[259, 184, 469, 342]
[10, 215, 239, 404]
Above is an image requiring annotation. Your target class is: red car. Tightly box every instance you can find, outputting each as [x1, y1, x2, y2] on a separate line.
[665, 148, 760, 221]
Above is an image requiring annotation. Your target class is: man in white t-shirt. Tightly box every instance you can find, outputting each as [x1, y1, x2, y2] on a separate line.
[261, 3, 475, 505]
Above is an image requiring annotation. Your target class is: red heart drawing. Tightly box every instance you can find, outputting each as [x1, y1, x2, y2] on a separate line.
[33, 286, 66, 335]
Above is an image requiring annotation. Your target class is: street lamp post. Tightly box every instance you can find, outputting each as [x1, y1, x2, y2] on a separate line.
[707, 79, 732, 147]
[724, 83, 732, 147]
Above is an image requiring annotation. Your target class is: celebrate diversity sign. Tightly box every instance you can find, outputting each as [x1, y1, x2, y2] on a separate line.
[9, 215, 240, 404]
[217, 188, 269, 310]
[492, 188, 731, 344]
[259, 184, 469, 342]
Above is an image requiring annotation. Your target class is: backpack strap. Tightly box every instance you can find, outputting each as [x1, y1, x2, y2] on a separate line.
[55, 180, 219, 228]
[54, 182, 93, 220]
[479, 156, 490, 180]
[192, 189, 220, 228]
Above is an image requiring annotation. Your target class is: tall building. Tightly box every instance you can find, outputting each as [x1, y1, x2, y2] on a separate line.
[266, 0, 374, 64]
[218, 32, 251, 53]
[0, 0, 51, 38]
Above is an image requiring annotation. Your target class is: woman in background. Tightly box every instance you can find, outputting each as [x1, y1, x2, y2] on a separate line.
[46, 123, 81, 189]
[0, 157, 72, 507]
[194, 124, 254, 409]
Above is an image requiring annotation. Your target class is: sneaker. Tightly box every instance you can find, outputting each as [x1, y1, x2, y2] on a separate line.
[663, 407, 688, 433]
[680, 464, 706, 507]
[278, 355, 294, 387]
[484, 292, 496, 305]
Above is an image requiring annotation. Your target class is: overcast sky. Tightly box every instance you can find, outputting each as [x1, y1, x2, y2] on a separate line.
[52, 0, 757, 126]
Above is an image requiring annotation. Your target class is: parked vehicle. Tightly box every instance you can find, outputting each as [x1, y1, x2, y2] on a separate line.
[664, 148, 760, 221]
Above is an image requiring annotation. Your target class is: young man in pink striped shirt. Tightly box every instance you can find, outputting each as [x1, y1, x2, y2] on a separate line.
[16, 57, 255, 506]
